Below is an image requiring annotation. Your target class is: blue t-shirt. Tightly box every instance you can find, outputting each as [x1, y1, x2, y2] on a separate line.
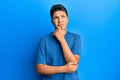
[36, 31, 81, 80]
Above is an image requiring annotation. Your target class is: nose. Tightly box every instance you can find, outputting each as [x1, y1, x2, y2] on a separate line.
[58, 17, 62, 23]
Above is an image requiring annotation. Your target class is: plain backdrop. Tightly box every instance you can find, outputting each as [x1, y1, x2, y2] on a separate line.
[0, 0, 120, 80]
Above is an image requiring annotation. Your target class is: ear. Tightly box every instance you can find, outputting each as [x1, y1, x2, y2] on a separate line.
[51, 19, 55, 28]
[51, 19, 56, 30]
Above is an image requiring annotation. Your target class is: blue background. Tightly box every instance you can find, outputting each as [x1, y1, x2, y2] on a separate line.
[0, 0, 120, 80]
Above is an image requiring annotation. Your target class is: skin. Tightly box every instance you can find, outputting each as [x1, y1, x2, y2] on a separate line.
[36, 11, 80, 75]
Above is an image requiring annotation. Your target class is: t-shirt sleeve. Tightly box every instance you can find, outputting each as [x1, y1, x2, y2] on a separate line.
[71, 35, 81, 57]
[36, 38, 46, 64]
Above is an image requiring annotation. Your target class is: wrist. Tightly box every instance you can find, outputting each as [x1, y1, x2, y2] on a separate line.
[59, 37, 65, 43]
[60, 65, 67, 73]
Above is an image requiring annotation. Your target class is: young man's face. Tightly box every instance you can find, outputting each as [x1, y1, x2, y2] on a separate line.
[52, 11, 68, 30]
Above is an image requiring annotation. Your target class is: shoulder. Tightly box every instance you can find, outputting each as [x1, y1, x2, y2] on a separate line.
[39, 33, 53, 43]
[67, 31, 81, 39]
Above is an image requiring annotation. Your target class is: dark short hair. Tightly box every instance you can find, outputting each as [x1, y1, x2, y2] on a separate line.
[50, 4, 68, 18]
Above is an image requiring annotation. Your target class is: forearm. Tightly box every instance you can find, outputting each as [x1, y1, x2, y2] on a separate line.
[59, 38, 77, 63]
[36, 64, 66, 75]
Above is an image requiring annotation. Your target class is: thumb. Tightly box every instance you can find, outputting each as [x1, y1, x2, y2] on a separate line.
[68, 62, 77, 65]
[72, 61, 78, 65]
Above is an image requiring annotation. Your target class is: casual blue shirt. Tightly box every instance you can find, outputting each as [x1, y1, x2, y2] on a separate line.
[36, 31, 81, 80]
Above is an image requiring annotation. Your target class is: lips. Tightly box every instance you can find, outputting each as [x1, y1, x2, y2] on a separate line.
[58, 24, 64, 27]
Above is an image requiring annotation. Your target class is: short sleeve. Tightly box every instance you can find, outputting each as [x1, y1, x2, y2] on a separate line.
[36, 38, 46, 64]
[71, 35, 81, 57]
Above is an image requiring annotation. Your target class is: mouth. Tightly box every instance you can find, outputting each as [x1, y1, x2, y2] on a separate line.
[58, 24, 64, 27]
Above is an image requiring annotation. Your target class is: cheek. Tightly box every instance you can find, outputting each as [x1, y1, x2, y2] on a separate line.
[65, 18, 68, 23]
[65, 20, 68, 24]
[53, 21, 58, 27]
[53, 20, 58, 23]
[54, 22, 57, 25]
[52, 20, 56, 25]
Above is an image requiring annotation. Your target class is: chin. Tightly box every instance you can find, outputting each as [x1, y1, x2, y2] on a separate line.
[62, 28, 66, 30]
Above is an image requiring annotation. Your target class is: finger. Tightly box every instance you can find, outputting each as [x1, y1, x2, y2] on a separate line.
[57, 26, 60, 28]
[73, 61, 78, 65]
[73, 64, 78, 70]
[56, 29, 59, 31]
[57, 26, 62, 30]
[69, 62, 78, 65]
[68, 62, 76, 65]
[68, 62, 74, 65]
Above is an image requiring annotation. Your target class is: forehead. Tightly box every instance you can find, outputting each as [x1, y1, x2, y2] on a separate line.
[53, 11, 67, 16]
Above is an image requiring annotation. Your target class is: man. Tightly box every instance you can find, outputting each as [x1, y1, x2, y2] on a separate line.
[36, 4, 81, 80]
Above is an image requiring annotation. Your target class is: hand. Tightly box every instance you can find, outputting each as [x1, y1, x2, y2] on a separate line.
[52, 27, 66, 42]
[64, 62, 78, 73]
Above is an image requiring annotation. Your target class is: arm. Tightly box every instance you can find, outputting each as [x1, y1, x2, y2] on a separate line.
[59, 38, 80, 63]
[36, 64, 65, 75]
[36, 62, 78, 75]
[53, 28, 80, 63]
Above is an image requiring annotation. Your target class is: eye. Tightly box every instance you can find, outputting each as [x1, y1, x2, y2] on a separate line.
[53, 16, 58, 20]
[61, 15, 65, 18]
